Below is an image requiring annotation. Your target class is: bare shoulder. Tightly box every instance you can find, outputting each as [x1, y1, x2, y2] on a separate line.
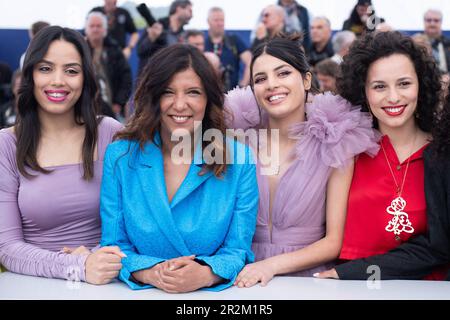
[3, 126, 15, 135]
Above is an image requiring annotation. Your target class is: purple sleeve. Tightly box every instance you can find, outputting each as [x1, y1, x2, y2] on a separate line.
[98, 117, 124, 160]
[0, 131, 88, 281]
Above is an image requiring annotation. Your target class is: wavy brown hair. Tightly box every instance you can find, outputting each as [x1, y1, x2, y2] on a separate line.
[115, 44, 227, 177]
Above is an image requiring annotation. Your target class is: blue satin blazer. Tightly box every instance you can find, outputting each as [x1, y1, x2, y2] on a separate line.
[100, 134, 258, 291]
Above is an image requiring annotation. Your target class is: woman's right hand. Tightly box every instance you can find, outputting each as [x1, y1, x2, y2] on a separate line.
[256, 23, 267, 40]
[84, 246, 126, 285]
[132, 263, 163, 287]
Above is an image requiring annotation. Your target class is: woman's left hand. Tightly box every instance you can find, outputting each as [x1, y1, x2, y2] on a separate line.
[313, 268, 339, 279]
[157, 258, 219, 293]
[234, 260, 275, 288]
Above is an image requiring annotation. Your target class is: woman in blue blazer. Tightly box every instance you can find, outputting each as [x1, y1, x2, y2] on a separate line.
[100, 44, 259, 292]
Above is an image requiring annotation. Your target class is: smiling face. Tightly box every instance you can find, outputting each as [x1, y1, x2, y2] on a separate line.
[160, 67, 207, 137]
[365, 53, 419, 133]
[33, 39, 83, 118]
[252, 53, 312, 120]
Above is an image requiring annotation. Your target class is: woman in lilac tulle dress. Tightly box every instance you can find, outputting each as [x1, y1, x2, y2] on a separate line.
[224, 35, 380, 288]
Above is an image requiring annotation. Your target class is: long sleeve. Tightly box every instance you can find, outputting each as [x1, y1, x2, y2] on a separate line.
[336, 149, 450, 280]
[100, 144, 165, 290]
[196, 145, 258, 291]
[0, 132, 88, 281]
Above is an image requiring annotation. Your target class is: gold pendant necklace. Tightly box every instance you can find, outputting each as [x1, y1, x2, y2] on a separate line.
[380, 136, 417, 239]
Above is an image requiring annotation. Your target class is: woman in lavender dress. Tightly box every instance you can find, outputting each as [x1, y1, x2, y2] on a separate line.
[0, 26, 124, 284]
[225, 34, 380, 288]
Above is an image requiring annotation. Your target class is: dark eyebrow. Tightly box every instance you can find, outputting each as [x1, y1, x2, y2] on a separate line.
[274, 64, 291, 71]
[253, 64, 292, 78]
[398, 77, 413, 81]
[38, 59, 82, 68]
[370, 77, 413, 85]
[369, 80, 386, 85]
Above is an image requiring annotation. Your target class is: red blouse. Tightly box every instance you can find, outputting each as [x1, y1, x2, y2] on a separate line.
[340, 135, 429, 260]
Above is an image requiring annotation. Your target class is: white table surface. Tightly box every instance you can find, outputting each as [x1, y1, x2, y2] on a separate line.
[1, 272, 449, 300]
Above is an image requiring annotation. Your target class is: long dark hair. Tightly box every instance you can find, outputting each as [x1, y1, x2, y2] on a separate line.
[115, 44, 227, 177]
[337, 31, 441, 132]
[250, 34, 313, 90]
[16, 26, 100, 180]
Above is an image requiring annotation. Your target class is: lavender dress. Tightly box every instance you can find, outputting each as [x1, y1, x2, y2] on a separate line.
[0, 117, 123, 281]
[225, 88, 380, 276]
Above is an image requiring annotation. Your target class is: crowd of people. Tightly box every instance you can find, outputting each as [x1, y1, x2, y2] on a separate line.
[0, 0, 450, 291]
[1, 0, 450, 127]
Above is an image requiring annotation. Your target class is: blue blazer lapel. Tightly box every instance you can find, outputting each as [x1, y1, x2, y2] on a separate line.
[170, 142, 215, 208]
[170, 164, 214, 209]
[136, 137, 191, 256]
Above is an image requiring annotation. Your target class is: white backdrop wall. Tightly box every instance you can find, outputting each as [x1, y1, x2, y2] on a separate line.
[0, 0, 449, 30]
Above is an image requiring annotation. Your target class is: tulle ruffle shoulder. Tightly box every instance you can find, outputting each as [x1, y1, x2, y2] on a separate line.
[224, 86, 268, 130]
[289, 93, 381, 169]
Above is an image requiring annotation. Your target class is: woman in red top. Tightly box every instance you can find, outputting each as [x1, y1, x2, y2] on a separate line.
[315, 31, 446, 280]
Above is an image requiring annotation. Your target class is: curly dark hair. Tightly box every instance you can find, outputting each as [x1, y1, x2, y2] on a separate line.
[337, 31, 442, 132]
[430, 90, 450, 159]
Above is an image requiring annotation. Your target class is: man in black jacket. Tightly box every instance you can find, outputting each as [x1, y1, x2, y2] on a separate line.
[136, 0, 192, 75]
[90, 0, 138, 59]
[423, 9, 450, 73]
[85, 12, 132, 121]
[316, 148, 450, 281]
[306, 17, 334, 67]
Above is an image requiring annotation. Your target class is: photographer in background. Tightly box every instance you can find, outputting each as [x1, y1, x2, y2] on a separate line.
[136, 0, 193, 76]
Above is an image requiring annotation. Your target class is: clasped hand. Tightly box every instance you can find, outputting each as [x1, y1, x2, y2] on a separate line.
[133, 255, 217, 293]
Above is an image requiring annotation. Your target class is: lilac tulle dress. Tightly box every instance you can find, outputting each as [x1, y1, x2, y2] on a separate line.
[225, 87, 380, 276]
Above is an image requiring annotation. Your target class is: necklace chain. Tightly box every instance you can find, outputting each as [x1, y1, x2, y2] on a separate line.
[380, 133, 417, 197]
